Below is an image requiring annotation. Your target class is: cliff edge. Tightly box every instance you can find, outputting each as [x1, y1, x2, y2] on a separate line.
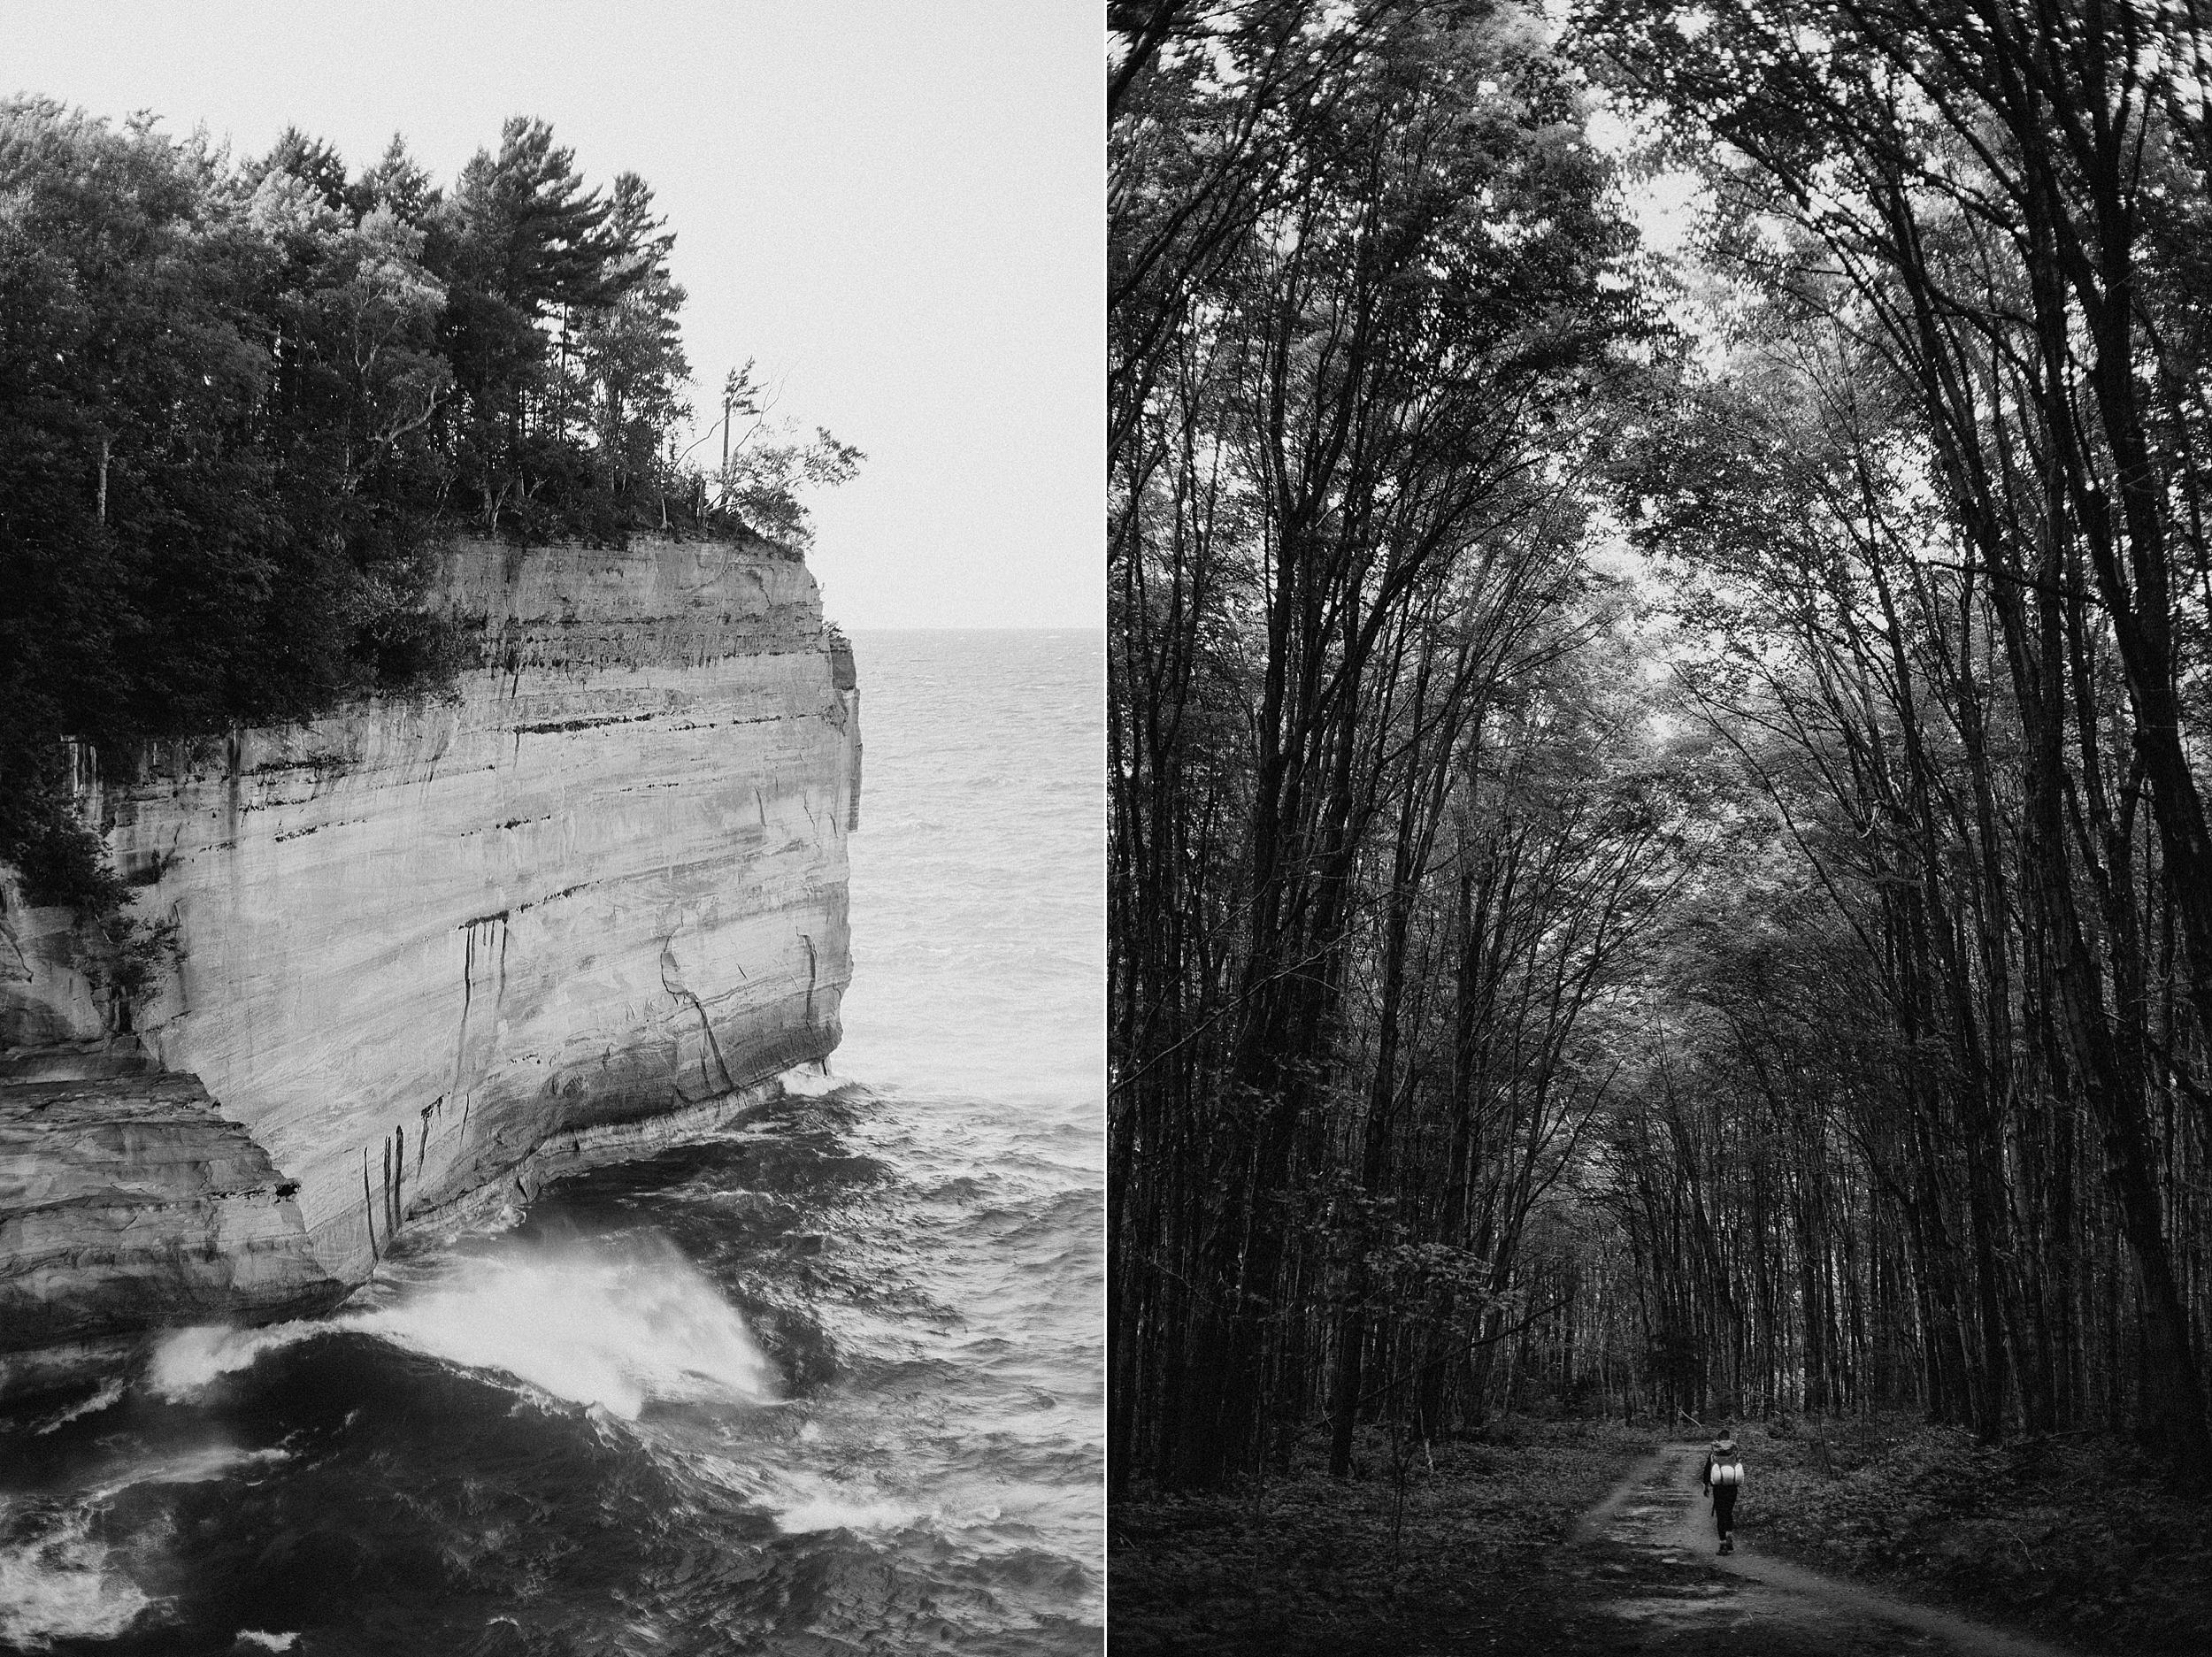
[0, 535, 860, 1399]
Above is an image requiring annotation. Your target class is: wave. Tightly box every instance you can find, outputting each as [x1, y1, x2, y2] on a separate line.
[777, 1060, 854, 1098]
[150, 1233, 779, 1422]
[148, 1323, 328, 1400]
[364, 1239, 778, 1419]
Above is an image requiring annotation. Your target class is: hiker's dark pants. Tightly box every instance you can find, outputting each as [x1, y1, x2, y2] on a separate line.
[1712, 1485, 1737, 1538]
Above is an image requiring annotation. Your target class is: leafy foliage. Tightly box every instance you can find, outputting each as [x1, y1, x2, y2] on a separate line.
[1111, 1419, 1655, 1655]
[0, 99, 858, 915]
[710, 362, 864, 546]
[1752, 1418, 2212, 1654]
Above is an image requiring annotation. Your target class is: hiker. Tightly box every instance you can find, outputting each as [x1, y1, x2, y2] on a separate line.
[1700, 1427, 1745, 1554]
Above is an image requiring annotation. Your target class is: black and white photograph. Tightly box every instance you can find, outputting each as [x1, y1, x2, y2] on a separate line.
[12, 2, 2212, 1655]
[0, 4, 1099, 1653]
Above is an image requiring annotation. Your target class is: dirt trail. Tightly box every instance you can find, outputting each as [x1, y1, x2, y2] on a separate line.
[1548, 1442, 2096, 1657]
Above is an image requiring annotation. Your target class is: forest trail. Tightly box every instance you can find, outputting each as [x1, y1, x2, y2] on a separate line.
[1555, 1443, 2091, 1657]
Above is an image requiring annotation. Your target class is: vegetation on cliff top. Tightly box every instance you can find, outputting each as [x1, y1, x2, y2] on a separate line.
[0, 98, 860, 913]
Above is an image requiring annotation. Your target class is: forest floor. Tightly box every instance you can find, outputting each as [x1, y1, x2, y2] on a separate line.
[1110, 1416, 2211, 1654]
[1743, 1415, 2212, 1655]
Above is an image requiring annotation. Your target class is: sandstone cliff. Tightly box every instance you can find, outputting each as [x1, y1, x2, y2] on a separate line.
[0, 535, 859, 1396]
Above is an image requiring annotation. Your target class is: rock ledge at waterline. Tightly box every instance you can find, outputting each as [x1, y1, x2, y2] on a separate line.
[0, 535, 861, 1400]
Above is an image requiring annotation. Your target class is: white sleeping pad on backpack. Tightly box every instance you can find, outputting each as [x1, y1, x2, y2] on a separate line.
[1711, 1461, 1744, 1485]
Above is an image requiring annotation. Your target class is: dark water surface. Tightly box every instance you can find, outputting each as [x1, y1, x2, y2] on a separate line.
[0, 629, 1104, 1655]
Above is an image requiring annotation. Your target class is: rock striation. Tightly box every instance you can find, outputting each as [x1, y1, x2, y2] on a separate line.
[0, 1071, 349, 1397]
[0, 535, 859, 1397]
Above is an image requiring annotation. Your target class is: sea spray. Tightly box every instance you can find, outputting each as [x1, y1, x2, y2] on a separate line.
[148, 1323, 324, 1400]
[150, 1233, 778, 1421]
[356, 1237, 778, 1418]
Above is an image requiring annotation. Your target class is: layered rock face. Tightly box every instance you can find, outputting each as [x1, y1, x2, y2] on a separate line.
[0, 536, 857, 1390]
[0, 1074, 349, 1393]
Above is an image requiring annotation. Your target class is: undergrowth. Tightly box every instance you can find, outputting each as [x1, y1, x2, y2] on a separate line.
[1110, 1418, 1655, 1655]
[1747, 1414, 2212, 1654]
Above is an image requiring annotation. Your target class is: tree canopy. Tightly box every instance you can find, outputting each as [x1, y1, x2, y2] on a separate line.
[0, 99, 858, 911]
[1110, 0, 2212, 1500]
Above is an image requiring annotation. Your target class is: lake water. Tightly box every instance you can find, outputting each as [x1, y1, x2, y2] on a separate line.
[0, 628, 1105, 1655]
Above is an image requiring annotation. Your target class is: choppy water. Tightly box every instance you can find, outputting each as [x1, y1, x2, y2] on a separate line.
[0, 629, 1105, 1655]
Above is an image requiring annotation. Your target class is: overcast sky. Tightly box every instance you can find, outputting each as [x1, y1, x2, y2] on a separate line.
[0, 1, 1101, 629]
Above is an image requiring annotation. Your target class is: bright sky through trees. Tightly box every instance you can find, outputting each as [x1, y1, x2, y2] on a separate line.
[0, 0, 1101, 629]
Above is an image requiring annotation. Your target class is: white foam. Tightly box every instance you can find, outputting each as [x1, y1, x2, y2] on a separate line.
[764, 1486, 1010, 1536]
[33, 1376, 125, 1434]
[772, 1496, 922, 1534]
[355, 1239, 778, 1420]
[147, 1323, 325, 1400]
[78, 1446, 291, 1510]
[0, 1447, 296, 1650]
[0, 1506, 152, 1649]
[234, 1633, 299, 1652]
[147, 1239, 777, 1422]
[776, 1061, 848, 1097]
